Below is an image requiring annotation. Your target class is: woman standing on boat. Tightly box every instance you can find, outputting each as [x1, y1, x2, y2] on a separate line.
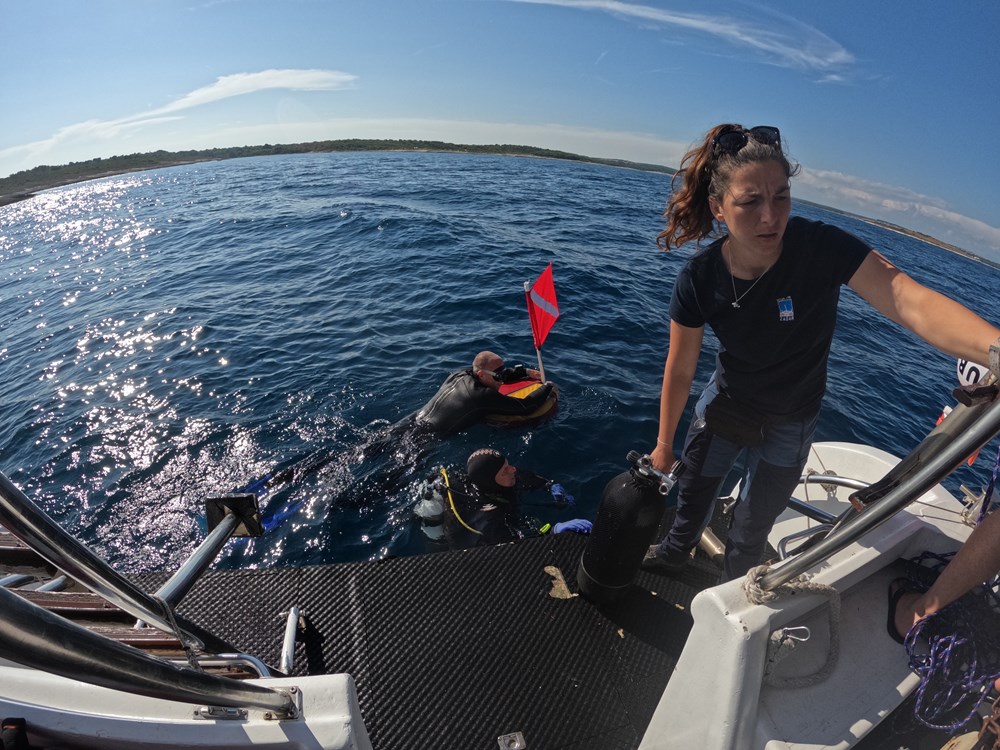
[643, 123, 1000, 582]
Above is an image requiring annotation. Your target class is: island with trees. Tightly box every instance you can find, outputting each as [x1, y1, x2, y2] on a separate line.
[1, 138, 994, 270]
[0, 139, 673, 207]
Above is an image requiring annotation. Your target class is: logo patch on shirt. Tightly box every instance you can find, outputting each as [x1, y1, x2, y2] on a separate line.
[777, 296, 794, 322]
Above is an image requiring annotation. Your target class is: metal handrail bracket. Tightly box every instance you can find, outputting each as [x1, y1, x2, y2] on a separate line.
[0, 586, 296, 717]
[758, 393, 1000, 591]
[0, 471, 203, 649]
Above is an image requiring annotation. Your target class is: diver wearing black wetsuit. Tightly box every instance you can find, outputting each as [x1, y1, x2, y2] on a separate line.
[415, 353, 554, 436]
[442, 452, 550, 549]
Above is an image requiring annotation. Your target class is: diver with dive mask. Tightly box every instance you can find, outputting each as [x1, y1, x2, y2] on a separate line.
[492, 363, 529, 384]
[414, 351, 555, 436]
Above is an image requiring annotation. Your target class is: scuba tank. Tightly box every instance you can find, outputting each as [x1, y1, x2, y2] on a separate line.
[577, 451, 684, 605]
[414, 470, 447, 541]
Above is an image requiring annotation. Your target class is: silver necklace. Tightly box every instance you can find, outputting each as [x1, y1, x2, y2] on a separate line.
[726, 241, 774, 309]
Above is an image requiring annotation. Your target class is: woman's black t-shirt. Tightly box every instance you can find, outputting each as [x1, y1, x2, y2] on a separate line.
[669, 217, 871, 417]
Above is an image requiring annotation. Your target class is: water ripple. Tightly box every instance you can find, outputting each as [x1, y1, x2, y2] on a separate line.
[0, 151, 997, 571]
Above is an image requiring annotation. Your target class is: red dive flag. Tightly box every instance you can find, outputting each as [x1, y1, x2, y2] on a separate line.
[526, 262, 559, 349]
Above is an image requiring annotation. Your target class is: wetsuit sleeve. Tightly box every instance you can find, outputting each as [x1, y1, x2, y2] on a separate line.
[416, 371, 554, 435]
[477, 507, 518, 545]
[478, 382, 554, 416]
[515, 468, 551, 491]
[415, 370, 483, 434]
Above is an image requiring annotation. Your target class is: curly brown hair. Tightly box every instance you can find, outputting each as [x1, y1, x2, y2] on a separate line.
[656, 124, 799, 251]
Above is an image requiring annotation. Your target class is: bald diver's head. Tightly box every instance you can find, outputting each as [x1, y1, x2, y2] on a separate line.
[472, 351, 504, 390]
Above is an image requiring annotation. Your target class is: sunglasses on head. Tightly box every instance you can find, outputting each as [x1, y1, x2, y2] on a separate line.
[712, 126, 781, 155]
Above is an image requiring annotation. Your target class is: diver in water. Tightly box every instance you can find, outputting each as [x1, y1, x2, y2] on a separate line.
[416, 448, 592, 549]
[337, 351, 555, 506]
[414, 351, 556, 436]
[248, 352, 556, 518]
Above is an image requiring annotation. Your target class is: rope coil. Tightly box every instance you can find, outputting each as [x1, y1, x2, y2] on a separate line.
[902, 552, 1000, 732]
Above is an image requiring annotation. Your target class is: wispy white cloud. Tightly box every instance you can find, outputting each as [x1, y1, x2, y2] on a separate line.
[156, 69, 356, 114]
[507, 0, 854, 74]
[0, 69, 356, 167]
[796, 166, 1000, 254]
[797, 166, 946, 211]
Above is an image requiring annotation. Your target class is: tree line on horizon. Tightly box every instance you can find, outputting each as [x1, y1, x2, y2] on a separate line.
[0, 139, 676, 200]
[1, 141, 989, 267]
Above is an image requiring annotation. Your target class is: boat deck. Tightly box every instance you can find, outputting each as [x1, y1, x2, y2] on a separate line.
[131, 509, 956, 750]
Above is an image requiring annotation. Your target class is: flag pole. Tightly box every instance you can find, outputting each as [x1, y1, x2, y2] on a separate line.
[524, 280, 546, 381]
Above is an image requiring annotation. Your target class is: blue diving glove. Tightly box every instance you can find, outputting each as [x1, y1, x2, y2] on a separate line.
[553, 519, 592, 535]
[550, 483, 575, 507]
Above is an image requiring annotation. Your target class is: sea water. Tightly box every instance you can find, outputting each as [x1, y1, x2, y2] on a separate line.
[1, 151, 997, 571]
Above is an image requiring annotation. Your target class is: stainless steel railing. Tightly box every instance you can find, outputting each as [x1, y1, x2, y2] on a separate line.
[0, 586, 296, 716]
[0, 470, 296, 714]
[0, 471, 205, 650]
[758, 387, 1000, 591]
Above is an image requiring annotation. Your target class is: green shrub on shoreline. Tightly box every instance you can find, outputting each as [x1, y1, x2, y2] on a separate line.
[1, 139, 991, 267]
[0, 139, 672, 205]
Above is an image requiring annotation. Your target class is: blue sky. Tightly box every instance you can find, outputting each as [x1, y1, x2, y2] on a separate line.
[3, 0, 999, 262]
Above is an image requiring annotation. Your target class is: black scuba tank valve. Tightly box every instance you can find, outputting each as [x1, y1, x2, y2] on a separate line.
[577, 452, 685, 605]
[625, 450, 684, 496]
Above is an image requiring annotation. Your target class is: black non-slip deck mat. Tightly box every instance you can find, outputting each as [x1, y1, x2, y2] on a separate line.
[143, 520, 718, 750]
[131, 504, 964, 749]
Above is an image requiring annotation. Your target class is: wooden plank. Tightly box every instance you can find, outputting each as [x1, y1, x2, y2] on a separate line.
[13, 590, 129, 619]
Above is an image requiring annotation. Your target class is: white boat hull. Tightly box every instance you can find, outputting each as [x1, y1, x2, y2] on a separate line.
[0, 664, 372, 750]
[640, 442, 973, 750]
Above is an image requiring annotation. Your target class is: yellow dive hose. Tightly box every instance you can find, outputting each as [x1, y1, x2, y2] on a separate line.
[440, 466, 482, 535]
